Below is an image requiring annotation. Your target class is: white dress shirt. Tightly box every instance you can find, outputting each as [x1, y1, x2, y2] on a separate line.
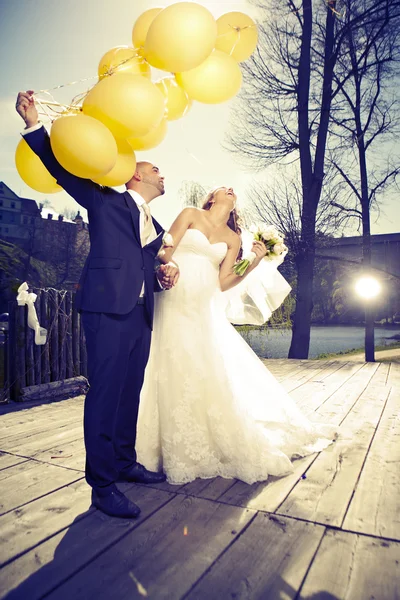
[126, 190, 158, 298]
[126, 190, 157, 246]
[21, 122, 44, 136]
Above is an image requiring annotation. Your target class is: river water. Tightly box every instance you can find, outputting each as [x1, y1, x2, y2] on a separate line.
[239, 325, 400, 359]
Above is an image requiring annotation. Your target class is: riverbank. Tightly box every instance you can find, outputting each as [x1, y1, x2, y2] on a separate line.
[239, 325, 400, 360]
[315, 342, 400, 362]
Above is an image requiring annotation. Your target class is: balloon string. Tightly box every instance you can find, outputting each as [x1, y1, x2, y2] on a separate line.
[35, 75, 99, 95]
[35, 89, 81, 114]
[216, 23, 257, 40]
[24, 26, 256, 123]
[216, 23, 256, 57]
[181, 98, 191, 119]
[33, 88, 87, 123]
[35, 97, 56, 122]
[35, 48, 147, 115]
[99, 49, 148, 77]
[148, 76, 191, 120]
[35, 49, 146, 94]
[32, 49, 149, 119]
[229, 29, 242, 57]
[179, 121, 202, 165]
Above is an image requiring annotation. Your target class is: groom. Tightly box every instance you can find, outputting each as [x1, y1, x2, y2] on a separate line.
[16, 91, 179, 519]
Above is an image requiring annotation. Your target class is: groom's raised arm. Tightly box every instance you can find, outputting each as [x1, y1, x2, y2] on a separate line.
[17, 91, 100, 212]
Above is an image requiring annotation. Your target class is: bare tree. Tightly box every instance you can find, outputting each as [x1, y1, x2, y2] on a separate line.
[227, 1, 341, 358]
[244, 172, 352, 321]
[244, 170, 347, 257]
[328, 0, 400, 359]
[227, 0, 400, 358]
[61, 207, 80, 221]
[178, 180, 208, 208]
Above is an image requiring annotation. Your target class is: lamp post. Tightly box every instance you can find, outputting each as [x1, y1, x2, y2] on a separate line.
[354, 275, 381, 362]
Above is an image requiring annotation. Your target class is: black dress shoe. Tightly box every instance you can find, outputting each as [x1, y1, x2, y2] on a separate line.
[118, 462, 167, 484]
[91, 488, 141, 518]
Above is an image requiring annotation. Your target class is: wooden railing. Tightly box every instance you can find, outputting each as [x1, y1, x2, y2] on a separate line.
[6, 289, 88, 401]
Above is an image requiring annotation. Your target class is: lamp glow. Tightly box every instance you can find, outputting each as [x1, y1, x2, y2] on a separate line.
[355, 276, 381, 300]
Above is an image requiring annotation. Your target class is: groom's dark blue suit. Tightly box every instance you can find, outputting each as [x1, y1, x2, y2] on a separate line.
[24, 126, 165, 494]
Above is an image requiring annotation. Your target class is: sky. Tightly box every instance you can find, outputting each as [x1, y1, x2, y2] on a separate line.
[0, 0, 399, 234]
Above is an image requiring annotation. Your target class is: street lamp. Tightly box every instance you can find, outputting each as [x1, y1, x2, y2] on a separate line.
[355, 276, 381, 300]
[355, 275, 381, 362]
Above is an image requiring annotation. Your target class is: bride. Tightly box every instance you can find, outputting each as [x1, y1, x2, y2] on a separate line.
[136, 187, 337, 485]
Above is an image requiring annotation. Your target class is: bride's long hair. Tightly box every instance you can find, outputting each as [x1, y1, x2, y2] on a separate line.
[201, 189, 243, 260]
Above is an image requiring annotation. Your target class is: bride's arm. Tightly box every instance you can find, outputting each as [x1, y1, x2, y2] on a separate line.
[158, 207, 197, 264]
[219, 237, 267, 292]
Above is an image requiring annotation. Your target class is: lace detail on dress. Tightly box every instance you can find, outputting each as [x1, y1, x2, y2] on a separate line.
[136, 229, 337, 485]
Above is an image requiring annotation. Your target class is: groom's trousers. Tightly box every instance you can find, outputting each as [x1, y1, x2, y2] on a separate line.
[81, 303, 151, 494]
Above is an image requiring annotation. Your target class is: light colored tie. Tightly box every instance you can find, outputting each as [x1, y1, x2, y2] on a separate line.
[141, 202, 153, 247]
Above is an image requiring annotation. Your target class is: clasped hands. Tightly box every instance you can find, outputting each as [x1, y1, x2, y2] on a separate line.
[156, 262, 180, 290]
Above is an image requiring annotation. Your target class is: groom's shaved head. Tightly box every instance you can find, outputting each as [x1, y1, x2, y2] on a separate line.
[136, 161, 155, 173]
[126, 161, 165, 200]
[132, 161, 161, 178]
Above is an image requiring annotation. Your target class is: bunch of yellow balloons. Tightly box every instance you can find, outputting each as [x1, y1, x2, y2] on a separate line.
[16, 3, 258, 192]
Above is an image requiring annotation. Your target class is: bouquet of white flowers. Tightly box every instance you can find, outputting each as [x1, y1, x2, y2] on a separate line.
[233, 225, 287, 276]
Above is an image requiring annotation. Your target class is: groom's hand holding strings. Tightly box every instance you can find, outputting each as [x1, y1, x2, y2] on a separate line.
[16, 91, 39, 128]
[17, 91, 180, 291]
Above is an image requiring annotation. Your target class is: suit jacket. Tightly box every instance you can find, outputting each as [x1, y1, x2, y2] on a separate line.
[23, 126, 164, 326]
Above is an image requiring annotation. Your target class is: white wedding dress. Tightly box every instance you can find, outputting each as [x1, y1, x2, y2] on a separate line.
[136, 228, 337, 485]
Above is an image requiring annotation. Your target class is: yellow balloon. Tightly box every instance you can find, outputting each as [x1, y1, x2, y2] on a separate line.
[50, 114, 118, 179]
[128, 119, 168, 151]
[15, 138, 62, 194]
[92, 139, 137, 187]
[215, 12, 258, 62]
[176, 50, 242, 104]
[83, 73, 166, 138]
[144, 2, 217, 72]
[98, 46, 151, 79]
[155, 77, 192, 120]
[132, 8, 163, 49]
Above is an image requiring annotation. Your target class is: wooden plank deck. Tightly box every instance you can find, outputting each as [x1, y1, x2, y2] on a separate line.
[0, 359, 399, 600]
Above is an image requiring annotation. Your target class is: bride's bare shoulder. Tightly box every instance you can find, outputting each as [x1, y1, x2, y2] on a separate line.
[177, 207, 202, 217]
[227, 228, 241, 248]
[177, 206, 208, 223]
[173, 207, 199, 223]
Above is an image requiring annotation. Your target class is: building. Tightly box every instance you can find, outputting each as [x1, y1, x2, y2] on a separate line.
[316, 233, 400, 278]
[0, 182, 41, 243]
[316, 232, 400, 323]
[0, 181, 89, 255]
[0, 181, 90, 290]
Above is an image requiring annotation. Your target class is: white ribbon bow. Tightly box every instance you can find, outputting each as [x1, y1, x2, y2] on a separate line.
[16, 282, 47, 345]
